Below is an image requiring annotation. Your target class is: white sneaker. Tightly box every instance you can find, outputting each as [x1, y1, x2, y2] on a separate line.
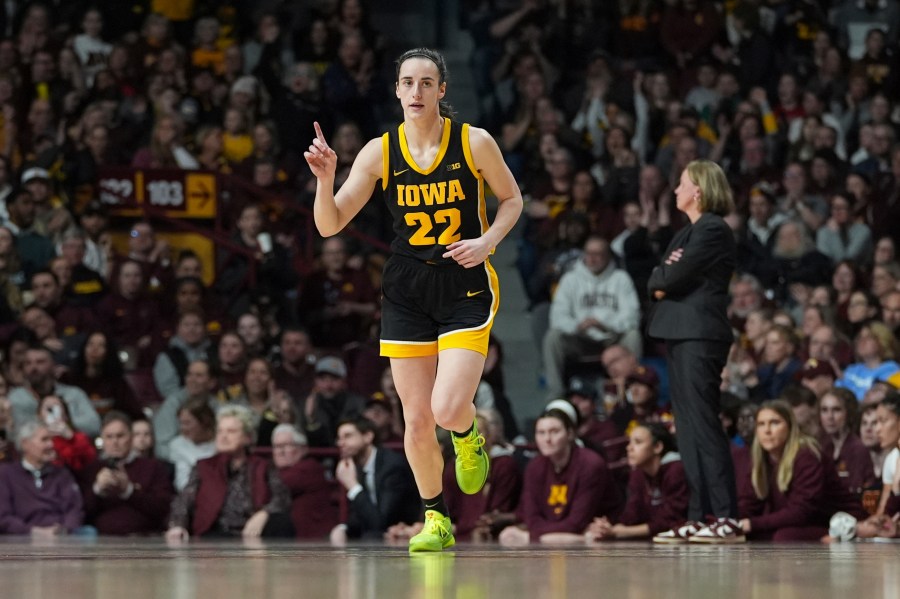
[653, 521, 705, 544]
[688, 518, 746, 544]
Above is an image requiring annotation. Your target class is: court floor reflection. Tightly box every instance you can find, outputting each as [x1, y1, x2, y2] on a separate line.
[1, 538, 899, 599]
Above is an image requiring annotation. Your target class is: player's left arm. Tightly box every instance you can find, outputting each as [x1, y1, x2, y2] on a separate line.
[443, 126, 523, 268]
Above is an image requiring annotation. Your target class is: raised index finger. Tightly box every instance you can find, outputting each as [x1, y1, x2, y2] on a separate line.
[313, 121, 328, 146]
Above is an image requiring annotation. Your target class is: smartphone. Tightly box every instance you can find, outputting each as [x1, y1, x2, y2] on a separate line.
[45, 404, 62, 425]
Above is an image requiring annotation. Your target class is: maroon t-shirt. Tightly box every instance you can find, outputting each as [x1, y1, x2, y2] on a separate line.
[518, 446, 622, 541]
[821, 434, 876, 495]
[579, 419, 624, 462]
[617, 459, 690, 535]
[444, 452, 522, 541]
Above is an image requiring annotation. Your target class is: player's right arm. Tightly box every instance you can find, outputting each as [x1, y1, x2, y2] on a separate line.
[305, 121, 383, 237]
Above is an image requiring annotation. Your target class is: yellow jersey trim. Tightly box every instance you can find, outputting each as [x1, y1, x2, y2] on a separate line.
[380, 340, 439, 358]
[462, 125, 490, 237]
[438, 329, 490, 356]
[381, 133, 390, 191]
[398, 118, 452, 176]
[477, 177, 489, 237]
[461, 124, 481, 180]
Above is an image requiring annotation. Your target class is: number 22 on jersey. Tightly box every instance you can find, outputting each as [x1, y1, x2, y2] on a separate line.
[405, 208, 461, 245]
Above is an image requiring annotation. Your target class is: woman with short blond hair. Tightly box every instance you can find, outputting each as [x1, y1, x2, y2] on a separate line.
[648, 159, 741, 544]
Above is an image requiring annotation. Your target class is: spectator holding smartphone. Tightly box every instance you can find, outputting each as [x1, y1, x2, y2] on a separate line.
[38, 394, 96, 473]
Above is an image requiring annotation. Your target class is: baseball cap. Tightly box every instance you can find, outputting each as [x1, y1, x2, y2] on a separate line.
[365, 392, 392, 412]
[626, 366, 660, 390]
[565, 376, 597, 400]
[21, 167, 50, 184]
[314, 356, 347, 378]
[794, 358, 838, 381]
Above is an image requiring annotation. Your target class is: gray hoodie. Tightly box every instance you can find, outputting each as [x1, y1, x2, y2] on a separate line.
[549, 259, 641, 343]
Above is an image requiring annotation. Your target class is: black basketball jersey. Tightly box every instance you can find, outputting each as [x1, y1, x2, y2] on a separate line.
[381, 119, 487, 263]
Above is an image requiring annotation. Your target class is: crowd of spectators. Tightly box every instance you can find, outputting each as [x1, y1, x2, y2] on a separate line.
[459, 0, 900, 544]
[0, 0, 899, 545]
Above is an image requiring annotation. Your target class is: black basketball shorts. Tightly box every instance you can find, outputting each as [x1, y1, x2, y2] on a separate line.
[379, 254, 499, 357]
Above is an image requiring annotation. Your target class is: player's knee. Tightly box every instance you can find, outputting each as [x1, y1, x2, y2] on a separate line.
[403, 411, 435, 439]
[431, 401, 465, 431]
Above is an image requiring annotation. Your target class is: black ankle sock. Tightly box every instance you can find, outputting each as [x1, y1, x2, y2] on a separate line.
[452, 422, 474, 438]
[422, 493, 449, 517]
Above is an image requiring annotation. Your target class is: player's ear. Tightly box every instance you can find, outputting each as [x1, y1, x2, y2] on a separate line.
[438, 82, 446, 99]
[395, 82, 400, 99]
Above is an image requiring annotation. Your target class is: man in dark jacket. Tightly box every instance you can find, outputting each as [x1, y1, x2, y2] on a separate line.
[330, 418, 419, 542]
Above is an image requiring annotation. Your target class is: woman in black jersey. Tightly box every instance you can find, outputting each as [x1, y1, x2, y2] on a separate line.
[304, 48, 522, 552]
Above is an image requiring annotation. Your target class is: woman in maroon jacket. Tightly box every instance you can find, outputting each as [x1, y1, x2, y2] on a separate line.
[738, 400, 866, 541]
[819, 387, 875, 495]
[498, 402, 621, 545]
[165, 405, 293, 540]
[586, 422, 689, 541]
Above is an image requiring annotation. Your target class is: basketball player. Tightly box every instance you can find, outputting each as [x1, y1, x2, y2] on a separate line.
[304, 48, 522, 552]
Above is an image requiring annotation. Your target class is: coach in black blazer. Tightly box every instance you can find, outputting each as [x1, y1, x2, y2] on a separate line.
[648, 160, 739, 536]
[334, 418, 420, 540]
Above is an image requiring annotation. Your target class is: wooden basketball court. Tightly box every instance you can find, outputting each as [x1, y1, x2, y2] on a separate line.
[2, 538, 899, 598]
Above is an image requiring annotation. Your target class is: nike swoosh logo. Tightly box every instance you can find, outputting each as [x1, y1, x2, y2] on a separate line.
[466, 290, 485, 297]
[393, 169, 409, 176]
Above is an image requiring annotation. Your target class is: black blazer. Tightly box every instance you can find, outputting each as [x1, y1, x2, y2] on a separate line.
[346, 448, 420, 539]
[647, 212, 736, 342]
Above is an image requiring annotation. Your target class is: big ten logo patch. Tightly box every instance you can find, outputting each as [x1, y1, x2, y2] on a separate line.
[446, 162, 461, 171]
